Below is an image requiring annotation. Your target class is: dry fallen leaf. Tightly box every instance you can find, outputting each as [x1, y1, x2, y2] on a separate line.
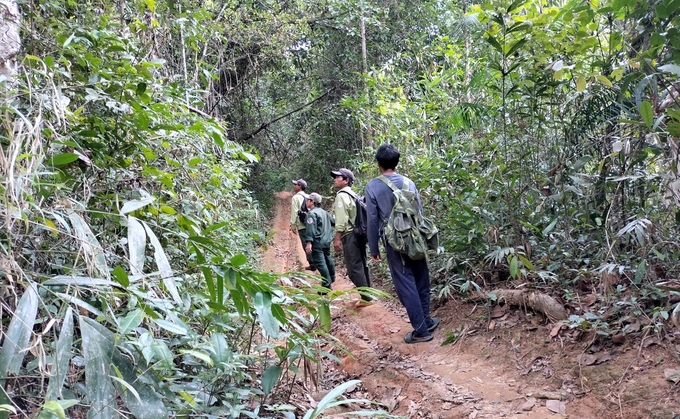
[664, 368, 680, 383]
[490, 304, 507, 319]
[577, 353, 598, 366]
[546, 399, 567, 414]
[521, 397, 537, 411]
[550, 323, 563, 338]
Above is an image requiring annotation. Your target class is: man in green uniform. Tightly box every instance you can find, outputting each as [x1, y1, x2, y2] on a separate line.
[303, 193, 336, 290]
[331, 168, 372, 307]
[290, 179, 315, 271]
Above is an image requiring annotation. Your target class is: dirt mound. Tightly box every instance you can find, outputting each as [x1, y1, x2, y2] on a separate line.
[263, 191, 680, 418]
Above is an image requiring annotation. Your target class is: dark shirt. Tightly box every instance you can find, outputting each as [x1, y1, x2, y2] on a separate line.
[364, 173, 423, 256]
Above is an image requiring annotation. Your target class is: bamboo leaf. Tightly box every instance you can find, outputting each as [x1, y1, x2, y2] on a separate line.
[210, 333, 230, 366]
[111, 266, 129, 287]
[78, 316, 118, 419]
[43, 276, 120, 288]
[120, 191, 155, 215]
[0, 282, 39, 376]
[180, 349, 213, 366]
[68, 211, 110, 280]
[318, 299, 331, 332]
[518, 255, 535, 271]
[118, 309, 144, 336]
[84, 319, 167, 419]
[154, 319, 188, 335]
[55, 292, 106, 319]
[304, 380, 362, 419]
[262, 365, 283, 395]
[142, 221, 182, 304]
[109, 375, 141, 404]
[509, 256, 519, 278]
[542, 218, 558, 236]
[640, 100, 654, 129]
[46, 308, 74, 401]
[127, 216, 146, 276]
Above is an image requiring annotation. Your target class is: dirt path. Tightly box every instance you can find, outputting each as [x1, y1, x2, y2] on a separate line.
[262, 191, 679, 419]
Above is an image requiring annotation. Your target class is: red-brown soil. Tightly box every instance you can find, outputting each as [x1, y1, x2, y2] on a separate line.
[262, 191, 680, 418]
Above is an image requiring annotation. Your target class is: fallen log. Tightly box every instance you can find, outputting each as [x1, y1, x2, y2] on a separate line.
[472, 289, 568, 322]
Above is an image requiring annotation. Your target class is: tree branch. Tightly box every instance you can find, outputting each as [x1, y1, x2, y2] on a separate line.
[238, 89, 333, 142]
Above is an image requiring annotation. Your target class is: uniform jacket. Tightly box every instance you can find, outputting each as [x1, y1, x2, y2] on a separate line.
[334, 186, 357, 236]
[304, 207, 335, 247]
[291, 191, 307, 230]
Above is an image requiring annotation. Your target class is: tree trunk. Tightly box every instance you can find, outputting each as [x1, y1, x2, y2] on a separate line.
[0, 0, 20, 81]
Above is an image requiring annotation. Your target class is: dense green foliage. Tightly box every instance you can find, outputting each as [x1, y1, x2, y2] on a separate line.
[2, 0, 680, 416]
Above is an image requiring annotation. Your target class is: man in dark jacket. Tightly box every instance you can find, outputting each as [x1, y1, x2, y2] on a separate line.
[303, 193, 336, 290]
[365, 144, 440, 343]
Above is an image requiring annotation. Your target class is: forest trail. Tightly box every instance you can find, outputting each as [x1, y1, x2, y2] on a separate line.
[262, 191, 677, 419]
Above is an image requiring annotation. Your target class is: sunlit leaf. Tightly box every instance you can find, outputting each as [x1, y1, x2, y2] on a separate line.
[118, 310, 144, 335]
[180, 349, 214, 366]
[68, 211, 109, 280]
[142, 221, 181, 304]
[576, 75, 586, 91]
[78, 316, 118, 419]
[46, 308, 74, 401]
[0, 282, 39, 375]
[154, 319, 188, 335]
[127, 216, 146, 276]
[595, 74, 613, 88]
[120, 191, 155, 214]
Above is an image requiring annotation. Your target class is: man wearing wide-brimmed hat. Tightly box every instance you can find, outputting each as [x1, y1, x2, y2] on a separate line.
[291, 179, 315, 271]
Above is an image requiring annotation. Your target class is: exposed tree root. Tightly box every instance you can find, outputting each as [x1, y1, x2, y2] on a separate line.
[473, 289, 568, 322]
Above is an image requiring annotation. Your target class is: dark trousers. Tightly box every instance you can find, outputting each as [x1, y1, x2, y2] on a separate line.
[311, 246, 335, 289]
[341, 233, 371, 301]
[385, 243, 432, 336]
[297, 229, 315, 268]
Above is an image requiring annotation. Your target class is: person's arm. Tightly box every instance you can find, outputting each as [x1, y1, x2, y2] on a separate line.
[304, 213, 315, 254]
[291, 194, 300, 232]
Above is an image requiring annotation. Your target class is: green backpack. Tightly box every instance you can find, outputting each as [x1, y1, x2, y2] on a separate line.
[378, 175, 439, 260]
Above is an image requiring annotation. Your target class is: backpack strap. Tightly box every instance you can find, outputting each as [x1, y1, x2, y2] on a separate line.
[377, 175, 397, 191]
[378, 175, 410, 192]
[338, 190, 357, 227]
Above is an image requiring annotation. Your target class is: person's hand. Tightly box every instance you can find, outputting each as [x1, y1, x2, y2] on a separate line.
[305, 243, 312, 254]
[333, 239, 341, 253]
[291, 226, 298, 234]
[371, 254, 382, 262]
